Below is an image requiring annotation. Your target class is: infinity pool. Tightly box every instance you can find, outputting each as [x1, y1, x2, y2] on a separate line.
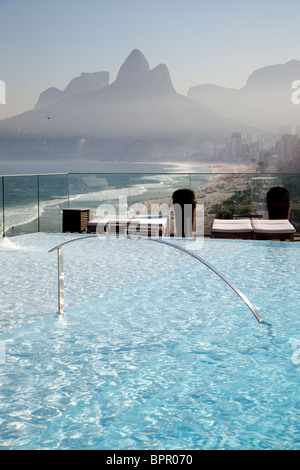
[0, 234, 299, 449]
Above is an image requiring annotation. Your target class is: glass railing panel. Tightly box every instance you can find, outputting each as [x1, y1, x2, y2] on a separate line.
[191, 173, 220, 236]
[103, 173, 132, 216]
[191, 173, 300, 235]
[250, 173, 300, 223]
[68, 173, 131, 219]
[38, 174, 69, 233]
[3, 175, 38, 236]
[282, 174, 300, 233]
[191, 173, 253, 227]
[0, 172, 299, 238]
[250, 174, 286, 217]
[0, 177, 3, 237]
[127, 173, 191, 215]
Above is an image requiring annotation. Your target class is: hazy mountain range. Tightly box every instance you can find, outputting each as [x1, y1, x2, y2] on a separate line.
[188, 60, 300, 129]
[0, 50, 299, 162]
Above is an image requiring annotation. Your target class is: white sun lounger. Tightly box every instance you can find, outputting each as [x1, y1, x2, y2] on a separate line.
[251, 219, 296, 241]
[211, 218, 296, 241]
[128, 216, 169, 237]
[87, 218, 132, 234]
[211, 218, 253, 239]
[87, 216, 169, 237]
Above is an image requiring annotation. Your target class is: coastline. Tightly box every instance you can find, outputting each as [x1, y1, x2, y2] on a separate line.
[0, 159, 257, 176]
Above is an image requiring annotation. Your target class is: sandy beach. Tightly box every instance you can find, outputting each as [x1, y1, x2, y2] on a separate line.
[206, 162, 258, 173]
[135, 160, 257, 174]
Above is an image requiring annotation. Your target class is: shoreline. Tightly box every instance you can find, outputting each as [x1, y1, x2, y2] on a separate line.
[1, 159, 260, 176]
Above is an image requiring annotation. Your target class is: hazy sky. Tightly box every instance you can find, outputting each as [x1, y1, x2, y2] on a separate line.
[1, 0, 300, 119]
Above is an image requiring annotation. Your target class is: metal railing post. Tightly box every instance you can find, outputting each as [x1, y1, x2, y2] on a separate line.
[57, 245, 64, 313]
[1, 176, 4, 237]
[37, 175, 40, 233]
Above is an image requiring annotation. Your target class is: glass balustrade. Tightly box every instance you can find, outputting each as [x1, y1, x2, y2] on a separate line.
[1, 172, 299, 237]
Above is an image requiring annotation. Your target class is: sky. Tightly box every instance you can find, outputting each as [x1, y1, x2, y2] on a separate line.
[1, 0, 300, 119]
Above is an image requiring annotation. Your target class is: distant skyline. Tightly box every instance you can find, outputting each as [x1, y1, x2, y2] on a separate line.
[1, 0, 300, 119]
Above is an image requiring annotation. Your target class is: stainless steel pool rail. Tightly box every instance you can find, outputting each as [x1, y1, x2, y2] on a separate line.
[49, 235, 98, 313]
[149, 238, 263, 323]
[49, 235, 263, 323]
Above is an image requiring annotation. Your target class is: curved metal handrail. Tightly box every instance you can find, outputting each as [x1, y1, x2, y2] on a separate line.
[48, 234, 98, 253]
[49, 235, 263, 323]
[148, 238, 263, 323]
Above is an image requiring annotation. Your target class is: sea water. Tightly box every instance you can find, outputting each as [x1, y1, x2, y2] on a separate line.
[0, 234, 299, 449]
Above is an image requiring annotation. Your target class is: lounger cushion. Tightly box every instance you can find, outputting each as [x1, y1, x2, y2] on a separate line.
[87, 216, 169, 236]
[251, 219, 296, 234]
[211, 219, 253, 233]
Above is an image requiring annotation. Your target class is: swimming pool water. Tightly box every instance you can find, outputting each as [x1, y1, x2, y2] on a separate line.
[0, 234, 299, 449]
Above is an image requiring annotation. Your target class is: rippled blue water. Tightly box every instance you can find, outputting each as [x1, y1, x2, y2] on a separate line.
[0, 234, 299, 449]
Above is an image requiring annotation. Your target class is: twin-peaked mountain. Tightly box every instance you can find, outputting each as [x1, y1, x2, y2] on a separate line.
[0, 50, 245, 160]
[2, 50, 300, 162]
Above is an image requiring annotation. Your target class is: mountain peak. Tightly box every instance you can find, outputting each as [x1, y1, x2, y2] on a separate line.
[145, 63, 176, 96]
[35, 71, 109, 109]
[245, 59, 300, 91]
[64, 71, 109, 95]
[115, 49, 150, 85]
